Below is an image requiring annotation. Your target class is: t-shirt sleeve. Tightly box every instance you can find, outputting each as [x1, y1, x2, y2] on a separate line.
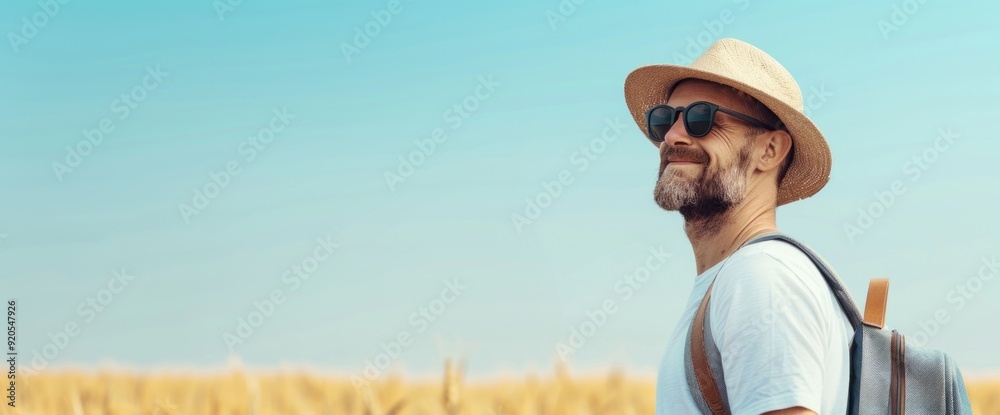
[707, 249, 833, 415]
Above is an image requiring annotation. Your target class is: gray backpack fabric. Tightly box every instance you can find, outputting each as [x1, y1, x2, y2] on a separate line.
[684, 233, 973, 414]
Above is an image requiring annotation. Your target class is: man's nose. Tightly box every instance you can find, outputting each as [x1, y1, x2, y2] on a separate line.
[663, 114, 693, 147]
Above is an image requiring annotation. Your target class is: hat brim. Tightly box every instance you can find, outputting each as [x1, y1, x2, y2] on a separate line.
[624, 64, 831, 206]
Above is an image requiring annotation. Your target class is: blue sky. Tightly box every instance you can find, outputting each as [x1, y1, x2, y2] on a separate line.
[2, 0, 1000, 380]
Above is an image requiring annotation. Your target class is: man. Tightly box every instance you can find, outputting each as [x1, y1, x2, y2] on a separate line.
[623, 39, 853, 414]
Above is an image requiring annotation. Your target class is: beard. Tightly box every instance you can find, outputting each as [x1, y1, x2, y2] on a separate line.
[653, 143, 752, 222]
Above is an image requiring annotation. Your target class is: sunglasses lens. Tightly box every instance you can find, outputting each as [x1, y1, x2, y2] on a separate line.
[685, 103, 713, 136]
[648, 107, 675, 142]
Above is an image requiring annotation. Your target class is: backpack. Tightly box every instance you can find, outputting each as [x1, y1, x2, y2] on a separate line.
[684, 233, 974, 414]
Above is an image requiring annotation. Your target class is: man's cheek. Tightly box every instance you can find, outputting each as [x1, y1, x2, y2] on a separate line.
[695, 163, 709, 180]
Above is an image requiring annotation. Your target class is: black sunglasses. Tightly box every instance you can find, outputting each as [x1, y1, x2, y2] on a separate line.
[644, 101, 777, 142]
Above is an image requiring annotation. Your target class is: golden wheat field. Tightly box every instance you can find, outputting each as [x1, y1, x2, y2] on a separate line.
[5, 360, 1000, 415]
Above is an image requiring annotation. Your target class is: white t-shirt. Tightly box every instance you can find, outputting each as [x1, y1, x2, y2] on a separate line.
[656, 240, 854, 415]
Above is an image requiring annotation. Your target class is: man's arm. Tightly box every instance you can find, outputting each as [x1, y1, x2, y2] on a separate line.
[708, 249, 841, 415]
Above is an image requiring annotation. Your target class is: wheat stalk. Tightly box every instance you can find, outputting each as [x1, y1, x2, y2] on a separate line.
[442, 358, 462, 415]
[14, 365, 999, 414]
[361, 383, 383, 415]
[70, 387, 83, 415]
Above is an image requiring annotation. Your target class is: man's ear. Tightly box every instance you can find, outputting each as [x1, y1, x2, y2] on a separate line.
[755, 129, 793, 173]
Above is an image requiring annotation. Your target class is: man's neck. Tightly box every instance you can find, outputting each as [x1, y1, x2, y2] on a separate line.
[684, 198, 778, 275]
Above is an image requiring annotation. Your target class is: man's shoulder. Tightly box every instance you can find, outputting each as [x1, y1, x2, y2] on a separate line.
[712, 238, 838, 315]
[719, 239, 822, 284]
[706, 238, 853, 415]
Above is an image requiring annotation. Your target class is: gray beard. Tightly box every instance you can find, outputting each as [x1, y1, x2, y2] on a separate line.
[653, 152, 750, 224]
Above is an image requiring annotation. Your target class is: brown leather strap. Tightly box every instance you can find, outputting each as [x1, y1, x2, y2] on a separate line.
[691, 281, 728, 415]
[688, 232, 778, 415]
[890, 330, 906, 414]
[863, 278, 890, 329]
[890, 332, 899, 414]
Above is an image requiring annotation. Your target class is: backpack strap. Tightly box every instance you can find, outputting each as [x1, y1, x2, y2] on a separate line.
[685, 232, 864, 414]
[748, 233, 863, 328]
[688, 279, 728, 414]
[862, 278, 890, 329]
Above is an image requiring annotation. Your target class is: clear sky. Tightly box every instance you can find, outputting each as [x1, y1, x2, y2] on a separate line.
[2, 0, 1000, 380]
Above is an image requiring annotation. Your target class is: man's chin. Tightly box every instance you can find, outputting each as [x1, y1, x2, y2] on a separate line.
[654, 186, 737, 219]
[678, 200, 734, 223]
[653, 186, 688, 212]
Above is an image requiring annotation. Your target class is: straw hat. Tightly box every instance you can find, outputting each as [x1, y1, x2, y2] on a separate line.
[624, 38, 830, 206]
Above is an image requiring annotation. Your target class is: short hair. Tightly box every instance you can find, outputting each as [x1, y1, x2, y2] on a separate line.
[727, 86, 794, 184]
[727, 87, 782, 136]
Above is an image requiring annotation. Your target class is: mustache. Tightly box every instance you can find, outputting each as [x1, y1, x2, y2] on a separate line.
[663, 146, 710, 163]
[659, 146, 710, 177]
